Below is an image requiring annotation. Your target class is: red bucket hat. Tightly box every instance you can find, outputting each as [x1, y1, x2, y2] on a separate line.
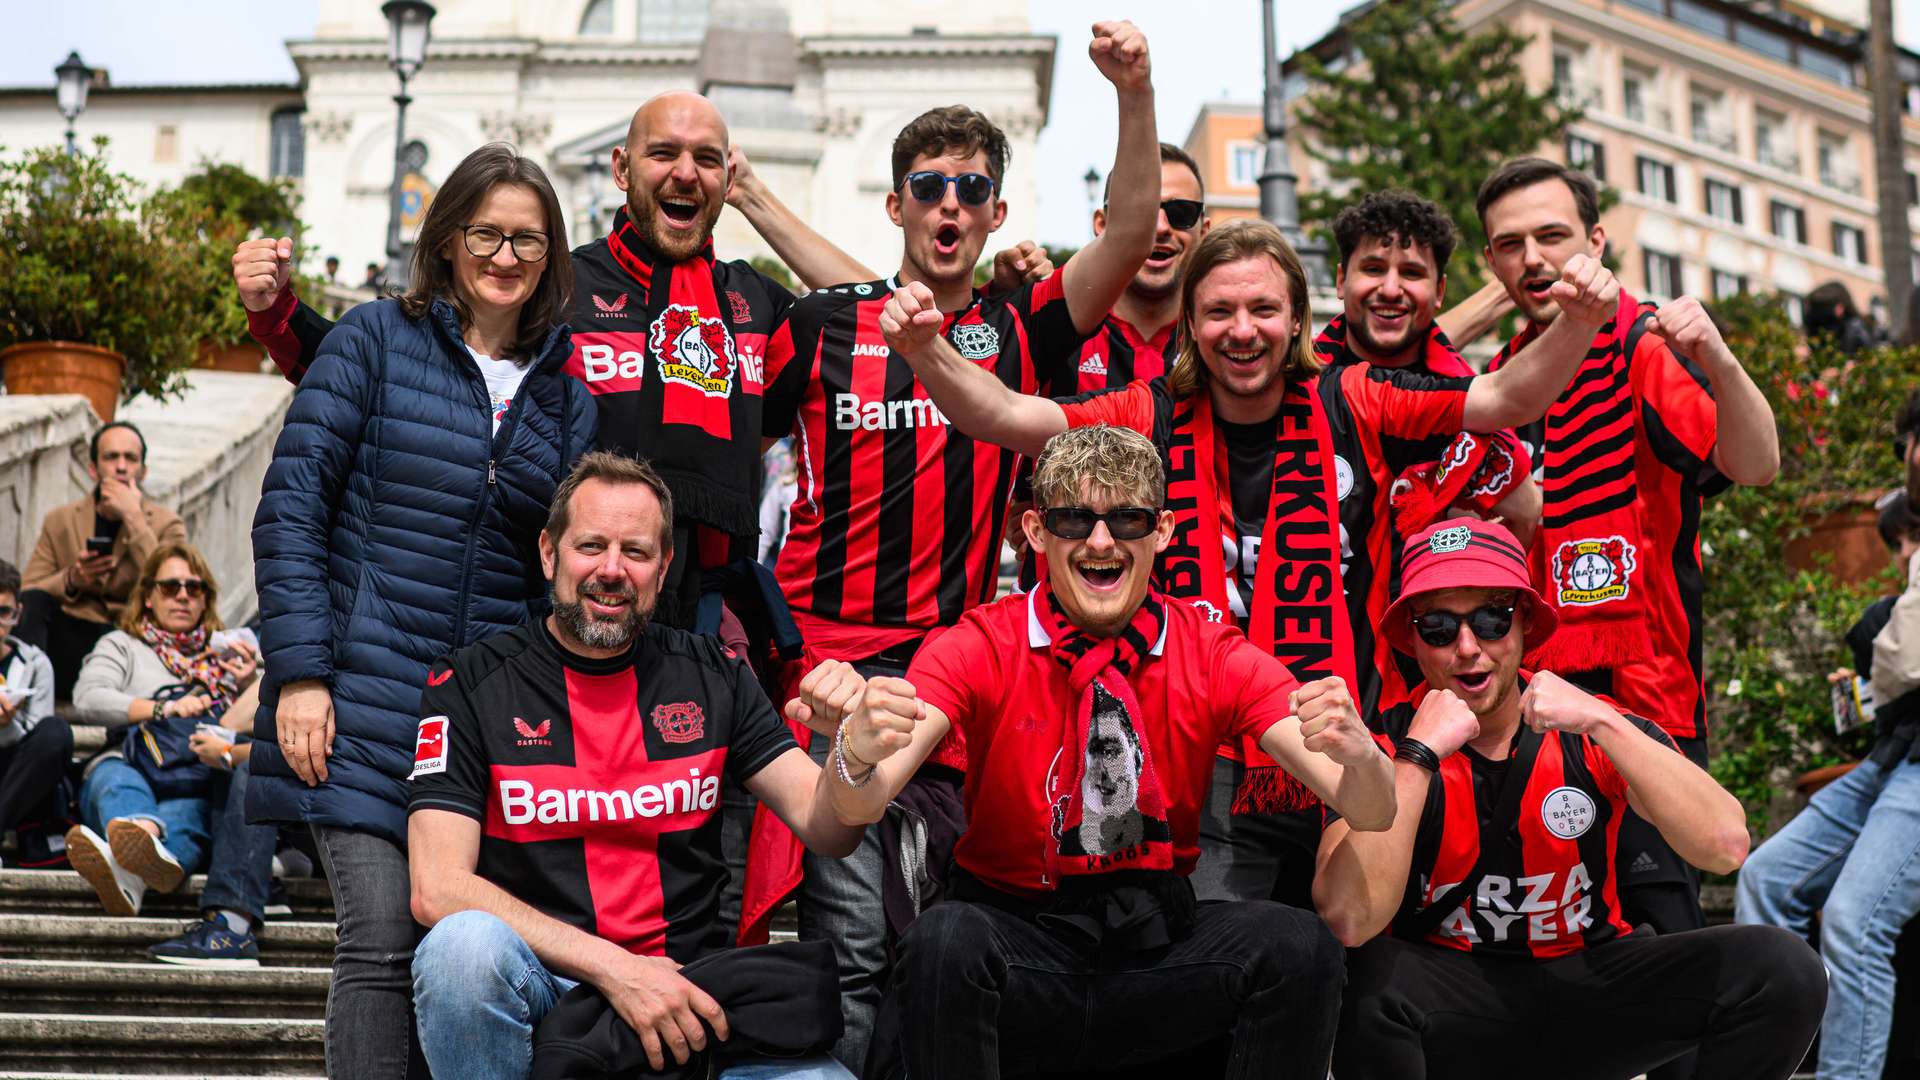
[1382, 517, 1557, 656]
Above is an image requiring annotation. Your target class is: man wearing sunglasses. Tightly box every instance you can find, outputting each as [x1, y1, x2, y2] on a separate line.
[1316, 516, 1824, 1080]
[791, 423, 1393, 1079]
[747, 21, 1163, 1072]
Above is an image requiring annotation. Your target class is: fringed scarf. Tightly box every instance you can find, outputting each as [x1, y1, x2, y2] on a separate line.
[138, 618, 238, 712]
[1388, 429, 1532, 536]
[1489, 290, 1652, 674]
[1159, 379, 1352, 815]
[1038, 586, 1173, 876]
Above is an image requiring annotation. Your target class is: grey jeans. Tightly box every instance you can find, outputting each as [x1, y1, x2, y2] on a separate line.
[312, 825, 428, 1079]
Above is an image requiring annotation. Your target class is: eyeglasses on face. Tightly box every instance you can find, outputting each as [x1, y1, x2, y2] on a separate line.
[1412, 605, 1515, 648]
[462, 225, 550, 263]
[1041, 506, 1160, 541]
[0, 604, 16, 623]
[153, 578, 207, 599]
[901, 171, 997, 207]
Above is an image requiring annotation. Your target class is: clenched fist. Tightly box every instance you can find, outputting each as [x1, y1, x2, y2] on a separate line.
[233, 236, 295, 313]
[1648, 295, 1735, 371]
[878, 280, 945, 358]
[1089, 20, 1151, 94]
[1519, 670, 1618, 737]
[990, 240, 1053, 295]
[785, 659, 866, 738]
[1293, 677, 1379, 768]
[844, 675, 924, 767]
[1545, 252, 1619, 329]
[1407, 687, 1479, 760]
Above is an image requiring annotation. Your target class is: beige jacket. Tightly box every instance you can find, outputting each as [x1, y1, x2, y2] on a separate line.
[21, 494, 187, 626]
[1872, 548, 1920, 707]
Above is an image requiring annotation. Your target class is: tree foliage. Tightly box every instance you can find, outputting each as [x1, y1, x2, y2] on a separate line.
[1291, 0, 1579, 291]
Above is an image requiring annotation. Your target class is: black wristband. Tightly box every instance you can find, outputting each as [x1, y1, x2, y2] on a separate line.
[1394, 737, 1443, 773]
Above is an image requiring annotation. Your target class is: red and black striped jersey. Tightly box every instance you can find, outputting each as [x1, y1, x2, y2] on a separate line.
[1374, 682, 1676, 960]
[1057, 364, 1471, 721]
[760, 276, 1086, 645]
[1494, 311, 1727, 741]
[408, 619, 795, 962]
[1069, 314, 1180, 393]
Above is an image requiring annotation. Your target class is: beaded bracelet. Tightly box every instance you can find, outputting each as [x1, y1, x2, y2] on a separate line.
[834, 722, 876, 787]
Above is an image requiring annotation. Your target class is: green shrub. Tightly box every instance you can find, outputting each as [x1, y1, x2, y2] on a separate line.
[148, 161, 308, 350]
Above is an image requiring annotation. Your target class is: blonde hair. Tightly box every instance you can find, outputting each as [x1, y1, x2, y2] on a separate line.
[123, 542, 223, 634]
[1167, 219, 1322, 400]
[1031, 424, 1165, 509]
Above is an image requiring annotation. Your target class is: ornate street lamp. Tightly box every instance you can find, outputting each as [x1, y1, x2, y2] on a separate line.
[383, 0, 436, 290]
[55, 51, 90, 156]
[1082, 165, 1101, 241]
[1258, 0, 1328, 287]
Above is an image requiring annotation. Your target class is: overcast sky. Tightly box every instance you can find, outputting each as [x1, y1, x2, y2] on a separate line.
[3, 1, 1912, 246]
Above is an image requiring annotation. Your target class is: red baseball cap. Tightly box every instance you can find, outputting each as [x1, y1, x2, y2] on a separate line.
[1382, 517, 1557, 656]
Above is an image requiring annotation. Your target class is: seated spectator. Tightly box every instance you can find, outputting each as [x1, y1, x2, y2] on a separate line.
[1736, 490, 1920, 1079]
[821, 424, 1396, 1079]
[1806, 280, 1876, 355]
[0, 558, 68, 868]
[407, 453, 861, 1080]
[19, 422, 187, 700]
[64, 544, 270, 955]
[1320, 517, 1826, 1080]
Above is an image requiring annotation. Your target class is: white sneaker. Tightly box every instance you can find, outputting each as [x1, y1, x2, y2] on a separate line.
[107, 819, 185, 893]
[65, 826, 146, 916]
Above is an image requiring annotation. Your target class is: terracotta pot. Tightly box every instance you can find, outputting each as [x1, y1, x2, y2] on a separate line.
[196, 340, 267, 373]
[1784, 501, 1887, 584]
[0, 340, 126, 421]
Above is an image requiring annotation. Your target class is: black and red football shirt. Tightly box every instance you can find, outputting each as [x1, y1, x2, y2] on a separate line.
[1070, 314, 1180, 393]
[1369, 680, 1677, 960]
[408, 619, 795, 962]
[1494, 310, 1728, 742]
[760, 275, 1088, 650]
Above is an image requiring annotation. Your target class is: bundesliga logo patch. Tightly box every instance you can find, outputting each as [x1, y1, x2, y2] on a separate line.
[1428, 526, 1472, 554]
[651, 701, 706, 744]
[1552, 535, 1638, 606]
[950, 321, 1000, 361]
[651, 305, 737, 397]
[411, 716, 449, 778]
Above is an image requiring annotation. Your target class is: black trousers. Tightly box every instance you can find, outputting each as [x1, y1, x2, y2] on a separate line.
[15, 591, 110, 701]
[1334, 924, 1826, 1080]
[882, 897, 1343, 1080]
[0, 714, 73, 836]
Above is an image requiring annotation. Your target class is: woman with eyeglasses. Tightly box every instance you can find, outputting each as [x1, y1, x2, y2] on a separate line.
[249, 142, 597, 1078]
[67, 545, 274, 946]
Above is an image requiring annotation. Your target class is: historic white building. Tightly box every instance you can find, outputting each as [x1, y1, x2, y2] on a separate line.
[0, 0, 1057, 281]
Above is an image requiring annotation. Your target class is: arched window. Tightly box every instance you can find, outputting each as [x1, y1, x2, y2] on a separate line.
[578, 0, 613, 35]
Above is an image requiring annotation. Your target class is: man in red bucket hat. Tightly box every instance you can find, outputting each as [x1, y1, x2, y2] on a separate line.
[1314, 516, 1825, 1080]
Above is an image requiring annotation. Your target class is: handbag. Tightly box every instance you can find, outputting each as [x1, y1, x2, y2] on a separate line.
[126, 683, 216, 800]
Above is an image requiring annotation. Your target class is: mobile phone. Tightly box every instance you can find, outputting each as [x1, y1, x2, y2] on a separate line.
[84, 536, 114, 557]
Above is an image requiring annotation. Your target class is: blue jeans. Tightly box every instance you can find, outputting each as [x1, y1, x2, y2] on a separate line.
[1736, 756, 1920, 1080]
[801, 727, 888, 1074]
[198, 759, 278, 926]
[79, 756, 213, 873]
[311, 824, 426, 1079]
[412, 910, 851, 1080]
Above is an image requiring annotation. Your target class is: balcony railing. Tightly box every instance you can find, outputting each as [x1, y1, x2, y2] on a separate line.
[1757, 148, 1801, 173]
[1693, 126, 1738, 153]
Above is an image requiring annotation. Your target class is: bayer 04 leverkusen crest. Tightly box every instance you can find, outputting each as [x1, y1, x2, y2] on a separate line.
[1550, 535, 1638, 606]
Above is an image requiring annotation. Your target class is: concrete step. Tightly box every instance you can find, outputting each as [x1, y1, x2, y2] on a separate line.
[0, 870, 333, 918]
[0, 913, 334, 966]
[2, 1073, 322, 1079]
[0, 959, 327, 1019]
[0, 1013, 323, 1074]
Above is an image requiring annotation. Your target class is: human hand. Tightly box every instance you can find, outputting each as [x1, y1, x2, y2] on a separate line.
[0, 696, 15, 726]
[1293, 677, 1377, 767]
[1519, 670, 1616, 737]
[1828, 667, 1857, 685]
[846, 676, 923, 766]
[167, 694, 215, 720]
[275, 679, 335, 786]
[597, 951, 729, 1071]
[1545, 252, 1619, 329]
[1407, 687, 1479, 759]
[219, 640, 260, 685]
[1089, 20, 1151, 94]
[1648, 295, 1735, 370]
[96, 476, 143, 523]
[878, 280, 945, 358]
[723, 144, 757, 207]
[233, 236, 295, 313]
[68, 551, 115, 592]
[989, 241, 1053, 295]
[188, 730, 233, 769]
[785, 659, 866, 738]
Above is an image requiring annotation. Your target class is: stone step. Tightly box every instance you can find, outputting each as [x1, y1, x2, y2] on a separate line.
[2, 1073, 321, 1079]
[0, 913, 334, 966]
[0, 870, 333, 918]
[0, 959, 327, 1019]
[0, 1013, 323, 1074]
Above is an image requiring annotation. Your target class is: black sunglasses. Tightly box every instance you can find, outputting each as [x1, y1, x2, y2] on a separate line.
[154, 578, 207, 599]
[1160, 199, 1204, 230]
[1412, 605, 1515, 648]
[902, 171, 997, 207]
[1042, 506, 1160, 541]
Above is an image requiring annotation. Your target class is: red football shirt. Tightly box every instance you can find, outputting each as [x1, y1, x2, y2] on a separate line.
[907, 590, 1301, 897]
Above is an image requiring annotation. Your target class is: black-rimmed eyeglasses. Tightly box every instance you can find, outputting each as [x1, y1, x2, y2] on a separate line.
[462, 225, 550, 262]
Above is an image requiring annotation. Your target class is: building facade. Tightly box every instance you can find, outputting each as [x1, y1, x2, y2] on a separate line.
[0, 0, 1056, 284]
[1181, 101, 1263, 225]
[1270, 0, 1920, 323]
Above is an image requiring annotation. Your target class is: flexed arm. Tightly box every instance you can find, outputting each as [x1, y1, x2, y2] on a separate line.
[882, 282, 1067, 458]
[726, 144, 876, 289]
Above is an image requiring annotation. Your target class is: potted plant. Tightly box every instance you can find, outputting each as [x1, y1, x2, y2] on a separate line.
[152, 162, 309, 373]
[0, 139, 207, 417]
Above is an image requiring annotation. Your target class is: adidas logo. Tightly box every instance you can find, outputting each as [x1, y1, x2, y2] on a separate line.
[1079, 352, 1107, 375]
[1629, 851, 1659, 874]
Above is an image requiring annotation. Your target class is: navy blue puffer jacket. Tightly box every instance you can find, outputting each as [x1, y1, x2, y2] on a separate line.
[248, 297, 597, 844]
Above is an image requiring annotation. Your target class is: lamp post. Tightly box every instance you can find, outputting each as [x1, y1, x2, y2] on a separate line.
[1257, 0, 1328, 287]
[54, 51, 90, 156]
[382, 0, 436, 290]
[1082, 165, 1101, 242]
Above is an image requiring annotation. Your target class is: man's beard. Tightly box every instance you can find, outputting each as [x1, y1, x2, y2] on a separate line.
[1347, 313, 1431, 366]
[551, 581, 651, 651]
[629, 186, 720, 263]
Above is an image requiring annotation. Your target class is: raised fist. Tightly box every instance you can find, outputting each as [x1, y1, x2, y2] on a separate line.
[1294, 676, 1378, 768]
[1407, 687, 1479, 760]
[1519, 670, 1616, 737]
[878, 280, 945, 358]
[1649, 295, 1733, 369]
[990, 240, 1053, 295]
[845, 676, 923, 767]
[1089, 20, 1151, 94]
[1546, 251, 1619, 329]
[233, 236, 295, 313]
[784, 659, 866, 738]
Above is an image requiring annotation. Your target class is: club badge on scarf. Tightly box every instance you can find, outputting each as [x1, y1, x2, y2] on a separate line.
[1387, 429, 1532, 535]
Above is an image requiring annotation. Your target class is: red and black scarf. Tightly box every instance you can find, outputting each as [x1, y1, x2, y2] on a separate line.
[1038, 585, 1173, 876]
[600, 207, 760, 537]
[1160, 379, 1352, 815]
[1312, 314, 1463, 375]
[1490, 290, 1651, 674]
